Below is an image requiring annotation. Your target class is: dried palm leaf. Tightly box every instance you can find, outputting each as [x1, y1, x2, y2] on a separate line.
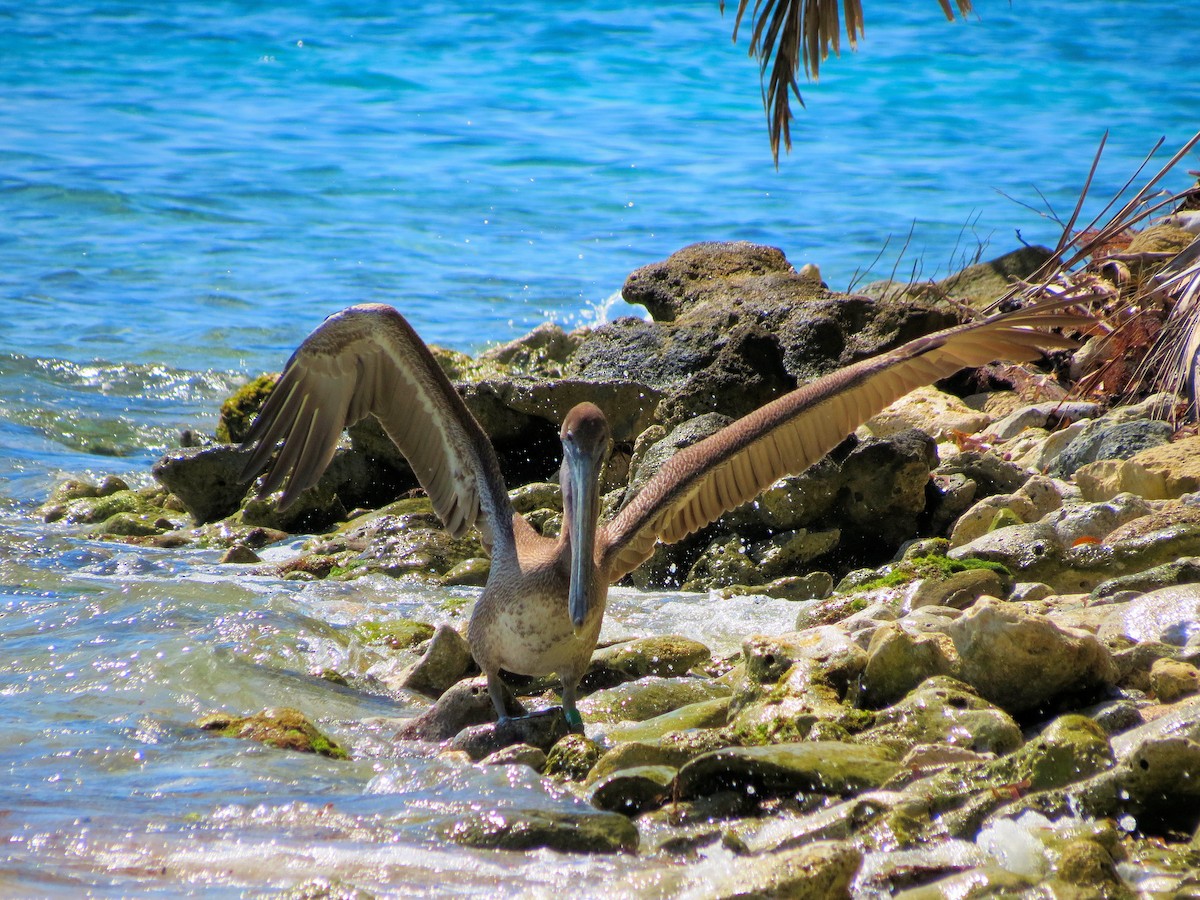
[722, 0, 972, 163]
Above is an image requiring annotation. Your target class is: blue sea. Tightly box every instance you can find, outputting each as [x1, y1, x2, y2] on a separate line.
[0, 1, 1197, 895]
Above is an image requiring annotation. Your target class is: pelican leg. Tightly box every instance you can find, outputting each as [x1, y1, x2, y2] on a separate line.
[561, 678, 584, 733]
[486, 671, 511, 723]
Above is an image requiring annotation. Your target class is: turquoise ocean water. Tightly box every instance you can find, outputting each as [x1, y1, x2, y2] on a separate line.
[0, 2, 1198, 894]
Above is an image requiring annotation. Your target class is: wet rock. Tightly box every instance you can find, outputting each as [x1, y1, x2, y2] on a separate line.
[949, 499, 1197, 594]
[394, 676, 522, 742]
[219, 542, 261, 564]
[478, 321, 581, 377]
[587, 741, 698, 786]
[1091, 557, 1200, 599]
[864, 385, 991, 441]
[675, 742, 901, 801]
[151, 444, 259, 525]
[439, 806, 637, 854]
[439, 557, 490, 586]
[216, 373, 277, 443]
[1150, 658, 1200, 702]
[860, 625, 959, 708]
[480, 743, 547, 771]
[861, 676, 1022, 755]
[543, 733, 603, 781]
[1108, 583, 1200, 646]
[835, 430, 936, 550]
[683, 528, 839, 591]
[577, 676, 731, 725]
[448, 711, 570, 761]
[396, 624, 472, 698]
[353, 618, 435, 651]
[197, 707, 347, 759]
[590, 765, 677, 814]
[598, 696, 731, 744]
[720, 572, 835, 602]
[579, 635, 712, 692]
[943, 598, 1117, 714]
[681, 840, 862, 900]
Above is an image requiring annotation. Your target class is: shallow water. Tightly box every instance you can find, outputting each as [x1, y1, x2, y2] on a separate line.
[2, 0, 1199, 894]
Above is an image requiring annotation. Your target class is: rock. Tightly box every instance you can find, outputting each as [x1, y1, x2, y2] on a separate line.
[860, 626, 959, 708]
[587, 741, 698, 786]
[1074, 457, 1170, 502]
[985, 401, 1102, 441]
[216, 373, 277, 443]
[683, 528, 840, 591]
[1150, 658, 1200, 702]
[1126, 435, 1200, 498]
[478, 322, 581, 377]
[439, 557, 490, 586]
[621, 240, 800, 322]
[438, 807, 637, 854]
[943, 598, 1117, 714]
[861, 676, 1022, 755]
[675, 742, 901, 801]
[219, 543, 261, 564]
[1109, 583, 1200, 646]
[835, 430, 936, 551]
[353, 618, 435, 651]
[679, 840, 862, 900]
[720, 571, 835, 602]
[197, 707, 347, 759]
[909, 567, 1006, 608]
[447, 711, 571, 761]
[938, 245, 1055, 306]
[1050, 418, 1173, 477]
[598, 696, 731, 744]
[543, 733, 603, 781]
[577, 676, 731, 725]
[480, 743, 547, 771]
[394, 676, 522, 742]
[949, 474, 1068, 548]
[395, 624, 472, 699]
[589, 765, 677, 815]
[864, 385, 992, 441]
[579, 635, 712, 692]
[1091, 557, 1200, 599]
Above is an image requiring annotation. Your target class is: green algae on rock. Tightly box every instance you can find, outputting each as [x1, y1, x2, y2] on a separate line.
[439, 806, 638, 854]
[675, 742, 901, 801]
[197, 707, 348, 759]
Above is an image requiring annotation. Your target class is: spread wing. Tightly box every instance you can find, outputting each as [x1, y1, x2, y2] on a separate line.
[600, 300, 1092, 581]
[239, 304, 516, 561]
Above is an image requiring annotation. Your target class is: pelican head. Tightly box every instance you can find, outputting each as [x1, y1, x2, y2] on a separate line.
[559, 402, 610, 631]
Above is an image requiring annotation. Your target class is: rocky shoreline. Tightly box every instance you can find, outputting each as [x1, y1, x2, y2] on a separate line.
[38, 238, 1200, 896]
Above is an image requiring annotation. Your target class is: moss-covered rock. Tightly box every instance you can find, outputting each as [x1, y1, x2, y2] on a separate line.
[216, 373, 277, 444]
[675, 742, 901, 801]
[197, 707, 347, 759]
[543, 733, 603, 781]
[578, 677, 730, 725]
[439, 807, 637, 854]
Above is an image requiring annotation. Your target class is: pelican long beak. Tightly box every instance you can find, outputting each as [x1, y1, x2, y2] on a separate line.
[565, 444, 601, 633]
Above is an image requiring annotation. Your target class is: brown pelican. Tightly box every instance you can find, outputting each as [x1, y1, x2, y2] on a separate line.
[239, 301, 1088, 729]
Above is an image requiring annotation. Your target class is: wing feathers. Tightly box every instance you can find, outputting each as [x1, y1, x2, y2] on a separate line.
[601, 302, 1092, 581]
[239, 304, 516, 560]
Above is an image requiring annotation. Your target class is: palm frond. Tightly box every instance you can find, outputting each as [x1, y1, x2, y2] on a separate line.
[722, 0, 972, 164]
